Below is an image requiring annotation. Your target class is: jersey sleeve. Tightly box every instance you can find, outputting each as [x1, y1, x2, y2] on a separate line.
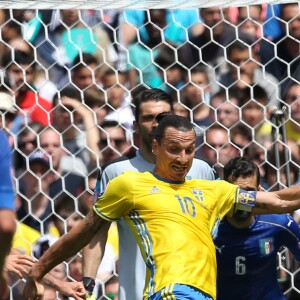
[0, 131, 15, 210]
[281, 214, 300, 261]
[93, 174, 135, 221]
[214, 180, 239, 219]
[215, 181, 257, 219]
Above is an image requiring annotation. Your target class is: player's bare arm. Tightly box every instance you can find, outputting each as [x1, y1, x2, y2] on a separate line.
[82, 224, 108, 281]
[23, 210, 110, 299]
[254, 187, 300, 214]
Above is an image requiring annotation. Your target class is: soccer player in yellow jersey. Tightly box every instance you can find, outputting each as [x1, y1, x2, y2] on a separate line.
[23, 114, 300, 300]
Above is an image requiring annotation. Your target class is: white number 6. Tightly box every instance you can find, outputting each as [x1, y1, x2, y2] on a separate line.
[235, 256, 246, 275]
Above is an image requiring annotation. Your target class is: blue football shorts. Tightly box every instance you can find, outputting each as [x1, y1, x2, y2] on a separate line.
[149, 284, 213, 300]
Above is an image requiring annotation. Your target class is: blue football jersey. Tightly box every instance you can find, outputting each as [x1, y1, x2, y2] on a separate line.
[0, 130, 15, 210]
[214, 214, 300, 300]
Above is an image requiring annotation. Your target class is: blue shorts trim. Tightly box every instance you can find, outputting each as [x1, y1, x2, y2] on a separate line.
[149, 284, 213, 300]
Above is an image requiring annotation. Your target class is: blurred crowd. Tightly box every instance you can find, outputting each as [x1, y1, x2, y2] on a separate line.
[1, 3, 300, 299]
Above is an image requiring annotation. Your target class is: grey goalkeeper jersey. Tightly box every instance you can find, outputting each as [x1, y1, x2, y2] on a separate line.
[94, 149, 217, 300]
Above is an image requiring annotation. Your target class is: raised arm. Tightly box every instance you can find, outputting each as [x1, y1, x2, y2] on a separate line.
[23, 210, 110, 299]
[254, 186, 300, 214]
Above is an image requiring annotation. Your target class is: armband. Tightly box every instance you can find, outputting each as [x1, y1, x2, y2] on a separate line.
[234, 189, 256, 219]
[82, 277, 96, 295]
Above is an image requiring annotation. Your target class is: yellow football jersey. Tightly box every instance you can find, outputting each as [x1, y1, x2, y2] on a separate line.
[94, 171, 240, 300]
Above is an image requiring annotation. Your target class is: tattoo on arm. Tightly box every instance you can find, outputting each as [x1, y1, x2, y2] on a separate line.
[84, 211, 103, 234]
[254, 203, 269, 210]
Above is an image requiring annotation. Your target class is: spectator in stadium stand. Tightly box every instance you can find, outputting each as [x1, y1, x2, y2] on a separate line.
[79, 170, 99, 210]
[126, 9, 172, 90]
[209, 90, 241, 129]
[282, 82, 300, 147]
[229, 123, 252, 156]
[2, 37, 57, 105]
[100, 68, 135, 132]
[260, 3, 300, 96]
[69, 53, 99, 92]
[215, 156, 300, 300]
[103, 275, 119, 300]
[80, 89, 218, 300]
[173, 101, 190, 120]
[179, 64, 214, 149]
[218, 38, 279, 107]
[155, 43, 189, 94]
[30, 9, 116, 90]
[264, 146, 300, 192]
[229, 122, 271, 191]
[83, 87, 108, 125]
[1, 50, 53, 127]
[0, 9, 23, 63]
[117, 8, 203, 71]
[16, 150, 53, 233]
[39, 127, 86, 198]
[239, 86, 273, 147]
[15, 122, 44, 173]
[52, 87, 101, 170]
[236, 5, 265, 39]
[263, 4, 283, 41]
[187, 7, 236, 69]
[119, 8, 203, 48]
[98, 120, 131, 166]
[199, 124, 240, 178]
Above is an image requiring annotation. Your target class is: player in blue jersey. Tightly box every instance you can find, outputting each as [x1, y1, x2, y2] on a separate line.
[0, 130, 16, 297]
[82, 88, 218, 300]
[215, 156, 300, 300]
[24, 114, 300, 300]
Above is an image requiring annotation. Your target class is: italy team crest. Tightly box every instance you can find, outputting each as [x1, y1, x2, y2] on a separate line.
[259, 238, 274, 256]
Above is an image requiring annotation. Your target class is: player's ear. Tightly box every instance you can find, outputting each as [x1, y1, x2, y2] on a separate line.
[152, 139, 158, 156]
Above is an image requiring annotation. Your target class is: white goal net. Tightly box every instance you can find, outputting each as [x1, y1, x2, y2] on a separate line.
[1, 1, 300, 299]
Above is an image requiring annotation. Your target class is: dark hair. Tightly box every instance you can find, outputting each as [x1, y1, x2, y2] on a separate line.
[100, 120, 123, 129]
[224, 156, 260, 187]
[99, 120, 127, 138]
[52, 87, 82, 105]
[154, 114, 194, 143]
[265, 147, 300, 185]
[226, 38, 255, 58]
[72, 53, 99, 71]
[54, 192, 88, 216]
[132, 88, 174, 122]
[190, 64, 210, 83]
[2, 49, 36, 69]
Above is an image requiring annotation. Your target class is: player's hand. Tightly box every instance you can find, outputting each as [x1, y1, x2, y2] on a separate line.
[5, 254, 36, 278]
[23, 277, 44, 300]
[57, 281, 86, 299]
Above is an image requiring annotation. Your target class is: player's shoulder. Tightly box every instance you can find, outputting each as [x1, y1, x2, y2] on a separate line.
[258, 214, 296, 227]
[101, 151, 137, 172]
[97, 151, 138, 179]
[192, 157, 220, 180]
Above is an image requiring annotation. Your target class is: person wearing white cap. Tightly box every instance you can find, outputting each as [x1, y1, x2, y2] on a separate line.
[0, 92, 17, 132]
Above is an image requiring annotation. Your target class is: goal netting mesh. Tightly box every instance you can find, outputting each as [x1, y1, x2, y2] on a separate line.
[1, 1, 300, 299]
